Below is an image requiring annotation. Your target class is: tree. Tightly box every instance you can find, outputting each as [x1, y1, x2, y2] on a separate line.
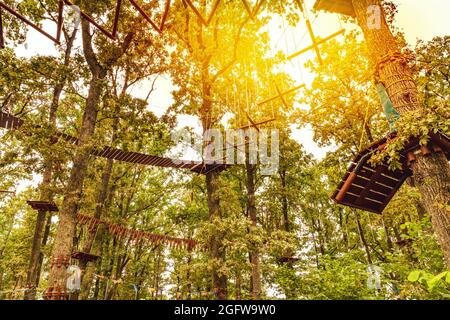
[45, 2, 135, 298]
[24, 20, 78, 302]
[349, 0, 450, 269]
[168, 0, 262, 299]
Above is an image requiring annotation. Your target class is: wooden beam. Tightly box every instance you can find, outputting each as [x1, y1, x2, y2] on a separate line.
[236, 118, 276, 130]
[0, 190, 15, 195]
[241, 0, 265, 19]
[287, 29, 345, 60]
[63, 0, 118, 40]
[129, 0, 172, 34]
[257, 84, 305, 106]
[184, 0, 222, 27]
[0, 2, 60, 44]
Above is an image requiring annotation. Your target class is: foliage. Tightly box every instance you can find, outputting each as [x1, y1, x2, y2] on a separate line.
[0, 0, 448, 301]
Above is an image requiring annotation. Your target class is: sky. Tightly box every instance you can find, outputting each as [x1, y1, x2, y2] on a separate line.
[8, 0, 450, 191]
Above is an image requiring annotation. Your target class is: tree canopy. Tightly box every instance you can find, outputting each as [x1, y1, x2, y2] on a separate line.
[0, 0, 449, 301]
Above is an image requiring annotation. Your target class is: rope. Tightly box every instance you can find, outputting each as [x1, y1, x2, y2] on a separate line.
[358, 103, 370, 151]
[373, 51, 410, 83]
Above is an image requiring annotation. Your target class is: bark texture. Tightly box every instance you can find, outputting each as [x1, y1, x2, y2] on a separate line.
[45, 18, 133, 299]
[24, 28, 77, 300]
[200, 54, 227, 299]
[246, 163, 261, 299]
[352, 0, 450, 268]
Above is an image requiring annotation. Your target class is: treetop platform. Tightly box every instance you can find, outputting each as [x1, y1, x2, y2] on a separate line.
[313, 0, 355, 17]
[27, 201, 59, 212]
[332, 132, 450, 214]
[71, 252, 101, 263]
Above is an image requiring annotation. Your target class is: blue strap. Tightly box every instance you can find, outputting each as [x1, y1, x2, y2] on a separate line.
[376, 83, 400, 130]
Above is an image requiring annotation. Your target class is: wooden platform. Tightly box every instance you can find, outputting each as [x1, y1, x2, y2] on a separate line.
[332, 132, 450, 214]
[278, 257, 299, 264]
[27, 201, 59, 212]
[0, 112, 24, 129]
[71, 252, 100, 263]
[313, 0, 355, 17]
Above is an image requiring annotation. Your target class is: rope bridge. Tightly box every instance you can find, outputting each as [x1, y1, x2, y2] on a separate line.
[0, 0, 345, 123]
[77, 213, 201, 251]
[0, 111, 228, 174]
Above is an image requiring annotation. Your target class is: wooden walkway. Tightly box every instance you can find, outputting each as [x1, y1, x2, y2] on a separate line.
[0, 111, 228, 175]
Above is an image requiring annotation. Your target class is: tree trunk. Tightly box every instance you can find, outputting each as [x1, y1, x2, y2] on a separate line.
[236, 273, 242, 300]
[381, 216, 394, 252]
[45, 19, 133, 299]
[200, 60, 227, 298]
[77, 81, 125, 299]
[414, 154, 450, 267]
[78, 225, 107, 300]
[76, 159, 113, 297]
[80, 159, 112, 261]
[246, 163, 261, 300]
[206, 170, 227, 300]
[35, 212, 53, 288]
[338, 209, 349, 251]
[24, 29, 78, 300]
[24, 209, 47, 299]
[279, 170, 290, 232]
[186, 251, 192, 300]
[45, 74, 103, 299]
[352, 0, 450, 268]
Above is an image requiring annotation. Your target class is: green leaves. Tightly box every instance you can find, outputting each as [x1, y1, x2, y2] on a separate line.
[369, 106, 450, 170]
[407, 270, 421, 282]
[408, 270, 450, 296]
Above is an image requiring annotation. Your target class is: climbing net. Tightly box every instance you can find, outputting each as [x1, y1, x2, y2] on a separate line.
[0, 0, 346, 165]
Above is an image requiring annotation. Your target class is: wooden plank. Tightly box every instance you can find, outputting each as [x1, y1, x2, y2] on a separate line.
[355, 165, 383, 205]
[357, 167, 375, 179]
[340, 193, 381, 213]
[378, 173, 410, 213]
[380, 172, 401, 186]
[347, 184, 364, 196]
[63, 0, 117, 39]
[366, 190, 388, 203]
[0, 2, 60, 44]
[71, 251, 100, 262]
[372, 180, 394, 195]
[353, 175, 371, 187]
[27, 200, 59, 212]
